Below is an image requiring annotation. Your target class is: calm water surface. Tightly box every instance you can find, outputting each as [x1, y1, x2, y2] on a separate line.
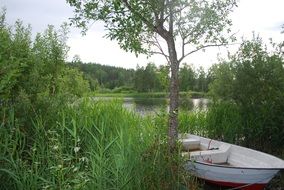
[96, 97, 209, 115]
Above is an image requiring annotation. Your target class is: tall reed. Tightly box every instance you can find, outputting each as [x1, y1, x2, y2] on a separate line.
[179, 101, 243, 144]
[0, 99, 191, 190]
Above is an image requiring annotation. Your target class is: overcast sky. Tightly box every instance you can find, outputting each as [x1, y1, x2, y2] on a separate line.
[1, 0, 284, 69]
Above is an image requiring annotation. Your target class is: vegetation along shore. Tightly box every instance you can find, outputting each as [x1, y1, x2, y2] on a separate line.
[1, 3, 284, 189]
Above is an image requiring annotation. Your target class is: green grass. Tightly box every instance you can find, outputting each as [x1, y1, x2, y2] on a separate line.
[179, 101, 247, 145]
[0, 99, 195, 190]
[93, 92, 168, 98]
[2, 98, 283, 189]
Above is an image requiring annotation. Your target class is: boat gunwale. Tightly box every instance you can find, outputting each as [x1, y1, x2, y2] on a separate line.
[187, 160, 284, 170]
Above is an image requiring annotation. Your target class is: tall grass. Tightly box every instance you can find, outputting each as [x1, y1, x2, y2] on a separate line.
[179, 100, 284, 156]
[179, 110, 207, 136]
[205, 101, 243, 144]
[179, 101, 244, 144]
[0, 99, 193, 190]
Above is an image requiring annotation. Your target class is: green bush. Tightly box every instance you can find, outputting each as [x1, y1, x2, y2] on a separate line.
[0, 11, 90, 131]
[208, 37, 284, 153]
[111, 86, 135, 93]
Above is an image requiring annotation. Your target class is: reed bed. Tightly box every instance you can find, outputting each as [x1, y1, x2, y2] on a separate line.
[0, 99, 194, 190]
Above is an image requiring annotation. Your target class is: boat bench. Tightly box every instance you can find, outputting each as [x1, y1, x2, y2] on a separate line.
[181, 138, 200, 151]
[190, 144, 231, 164]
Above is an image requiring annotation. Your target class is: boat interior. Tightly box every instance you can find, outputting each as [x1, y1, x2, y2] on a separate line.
[179, 134, 284, 169]
[181, 136, 232, 165]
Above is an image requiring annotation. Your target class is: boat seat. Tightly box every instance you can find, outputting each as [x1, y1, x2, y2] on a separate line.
[190, 144, 231, 164]
[181, 138, 200, 151]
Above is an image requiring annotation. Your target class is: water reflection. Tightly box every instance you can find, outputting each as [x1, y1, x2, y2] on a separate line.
[124, 97, 209, 115]
[93, 97, 209, 115]
[180, 98, 194, 110]
[123, 98, 167, 115]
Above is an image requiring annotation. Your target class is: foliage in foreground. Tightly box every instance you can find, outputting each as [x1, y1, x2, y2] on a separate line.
[0, 100, 197, 190]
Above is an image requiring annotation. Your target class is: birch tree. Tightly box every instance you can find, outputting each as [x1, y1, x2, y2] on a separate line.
[67, 0, 237, 150]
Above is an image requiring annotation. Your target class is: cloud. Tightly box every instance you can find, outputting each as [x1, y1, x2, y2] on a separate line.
[2, 0, 75, 33]
[2, 0, 284, 69]
[67, 27, 153, 69]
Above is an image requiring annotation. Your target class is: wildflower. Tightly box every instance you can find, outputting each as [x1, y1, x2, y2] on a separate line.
[74, 147, 80, 153]
[53, 145, 59, 150]
[73, 167, 79, 172]
[79, 157, 89, 163]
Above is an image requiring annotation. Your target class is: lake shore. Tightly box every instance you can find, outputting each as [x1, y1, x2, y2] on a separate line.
[92, 91, 207, 99]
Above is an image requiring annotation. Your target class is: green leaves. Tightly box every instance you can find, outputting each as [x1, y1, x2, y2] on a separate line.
[179, 63, 195, 91]
[0, 15, 32, 102]
[67, 0, 153, 55]
[134, 63, 168, 92]
[0, 9, 90, 131]
[209, 37, 284, 152]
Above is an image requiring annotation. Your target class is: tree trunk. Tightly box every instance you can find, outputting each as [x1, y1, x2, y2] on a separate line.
[167, 36, 179, 151]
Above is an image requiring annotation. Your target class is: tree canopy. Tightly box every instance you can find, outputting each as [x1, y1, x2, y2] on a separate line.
[68, 0, 236, 59]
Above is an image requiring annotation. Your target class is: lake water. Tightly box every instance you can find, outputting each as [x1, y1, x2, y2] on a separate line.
[98, 97, 209, 115]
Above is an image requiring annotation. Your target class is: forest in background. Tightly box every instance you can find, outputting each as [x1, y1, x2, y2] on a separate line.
[68, 60, 210, 94]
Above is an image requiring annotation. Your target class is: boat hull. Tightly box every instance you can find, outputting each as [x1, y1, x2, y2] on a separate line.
[185, 161, 279, 190]
[205, 179, 266, 190]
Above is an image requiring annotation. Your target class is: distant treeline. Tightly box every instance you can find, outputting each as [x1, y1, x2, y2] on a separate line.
[69, 60, 211, 93]
[68, 60, 135, 91]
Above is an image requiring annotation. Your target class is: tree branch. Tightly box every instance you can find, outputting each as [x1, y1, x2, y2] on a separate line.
[178, 43, 239, 63]
[121, 0, 155, 30]
[168, 0, 173, 34]
[181, 38, 185, 58]
[148, 35, 170, 63]
[121, 0, 169, 39]
[159, 0, 165, 23]
[150, 51, 170, 62]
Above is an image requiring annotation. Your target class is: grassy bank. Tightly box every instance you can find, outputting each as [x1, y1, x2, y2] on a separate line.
[92, 91, 206, 99]
[1, 99, 283, 189]
[0, 99, 196, 190]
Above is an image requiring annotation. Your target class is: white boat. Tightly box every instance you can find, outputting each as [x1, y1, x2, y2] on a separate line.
[180, 134, 284, 190]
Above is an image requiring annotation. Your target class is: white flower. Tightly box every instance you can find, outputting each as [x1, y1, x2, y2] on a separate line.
[74, 147, 80, 153]
[53, 145, 59, 150]
[73, 167, 79, 172]
[79, 157, 89, 163]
